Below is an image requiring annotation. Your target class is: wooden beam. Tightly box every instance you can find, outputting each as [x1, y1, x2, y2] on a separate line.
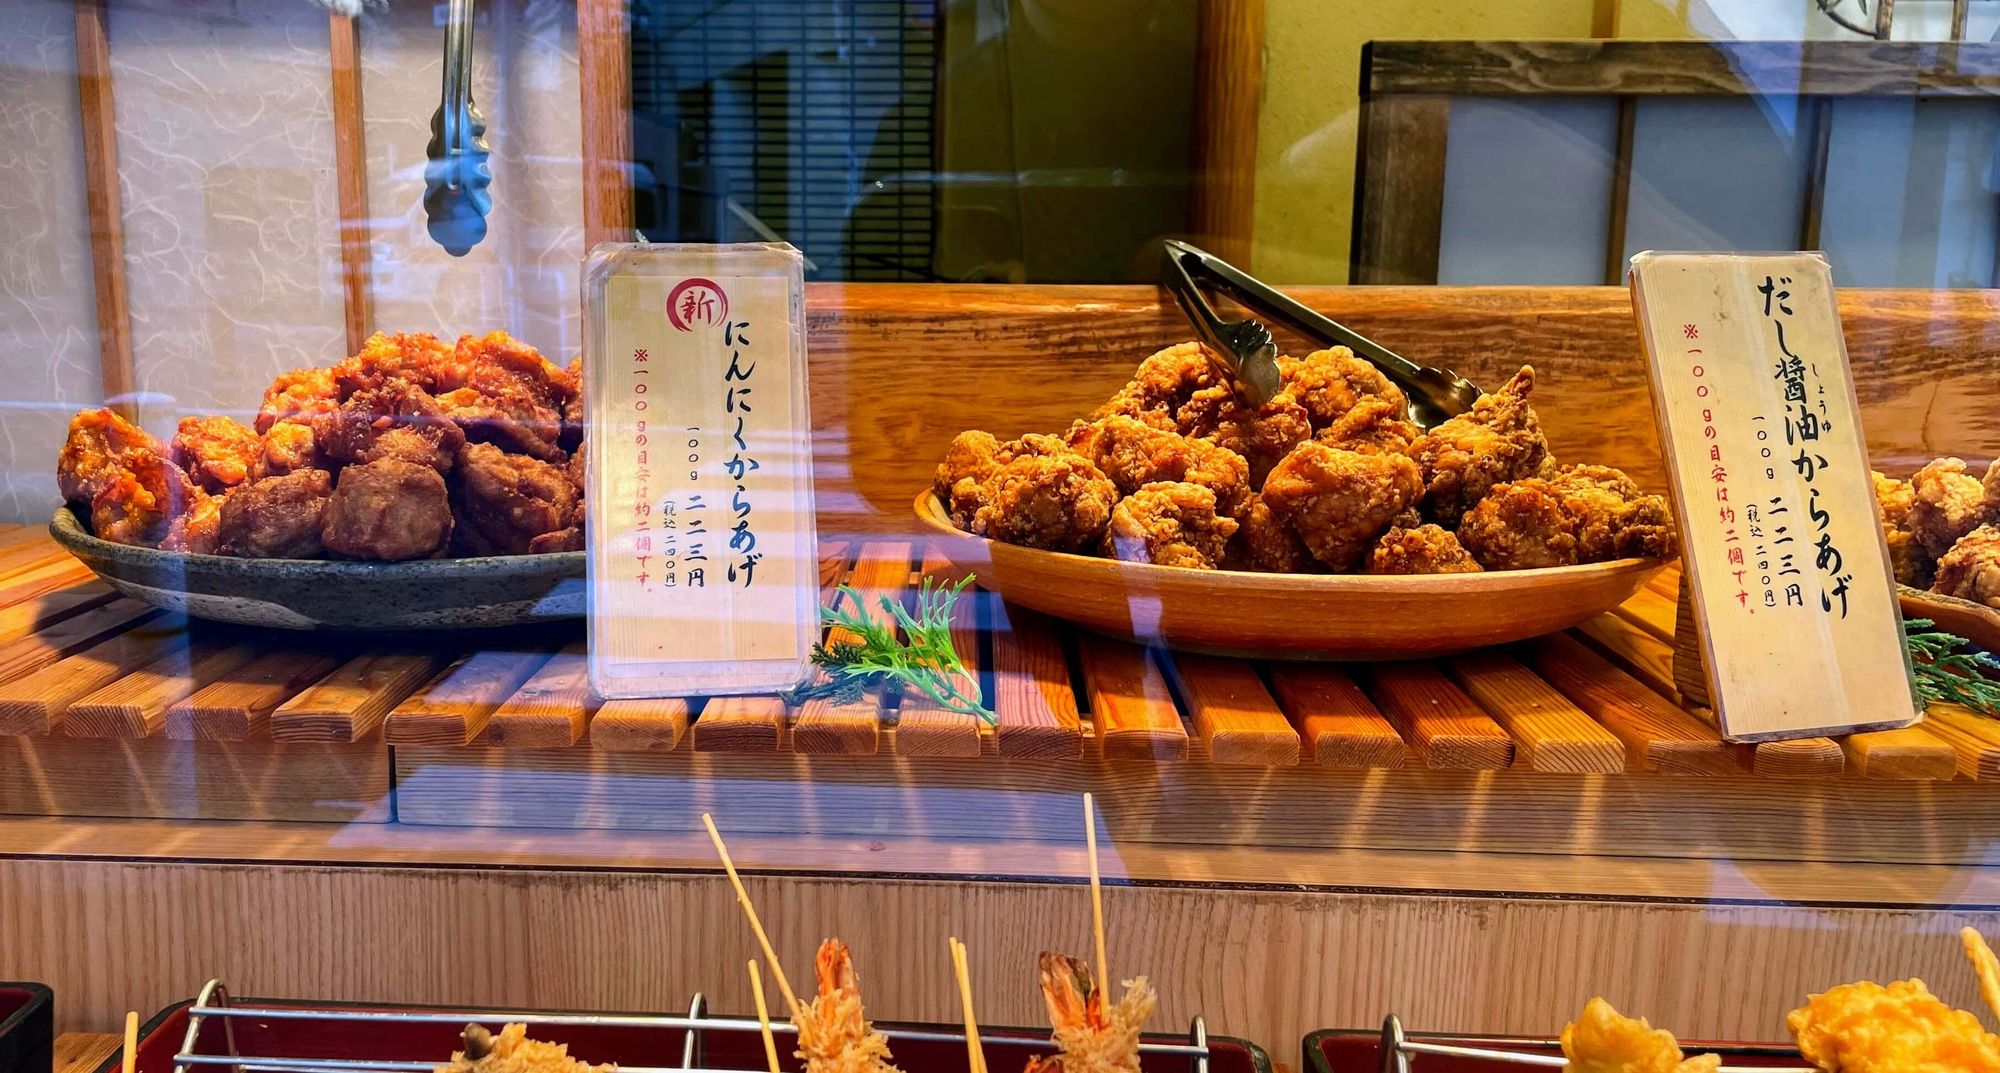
[1602, 97, 1636, 284]
[74, 0, 134, 421]
[577, 0, 633, 248]
[1365, 40, 2000, 98]
[1190, 0, 1263, 267]
[1799, 97, 1834, 251]
[329, 13, 373, 354]
[1350, 85, 1448, 285]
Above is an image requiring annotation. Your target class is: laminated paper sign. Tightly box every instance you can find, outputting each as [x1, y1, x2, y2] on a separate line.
[583, 243, 818, 698]
[1629, 251, 1918, 741]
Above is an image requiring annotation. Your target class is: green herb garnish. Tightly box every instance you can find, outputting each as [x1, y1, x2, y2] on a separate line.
[1905, 618, 2000, 717]
[781, 575, 995, 725]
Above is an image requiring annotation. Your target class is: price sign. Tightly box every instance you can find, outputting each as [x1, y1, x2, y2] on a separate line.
[583, 243, 819, 698]
[1629, 251, 1917, 741]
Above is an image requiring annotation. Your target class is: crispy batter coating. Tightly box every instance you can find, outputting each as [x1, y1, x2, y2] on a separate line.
[794, 939, 900, 1073]
[1260, 440, 1422, 571]
[1279, 346, 1409, 431]
[1561, 998, 1719, 1073]
[1316, 395, 1419, 456]
[1089, 341, 1218, 425]
[1222, 494, 1315, 573]
[1874, 470, 1929, 587]
[217, 470, 333, 559]
[1788, 979, 2000, 1073]
[434, 1022, 613, 1073]
[1911, 457, 1994, 559]
[559, 356, 584, 452]
[321, 459, 453, 561]
[1364, 524, 1483, 575]
[452, 442, 579, 555]
[255, 420, 325, 480]
[443, 330, 568, 461]
[1075, 414, 1251, 519]
[332, 331, 463, 399]
[527, 527, 582, 553]
[1025, 953, 1156, 1073]
[1103, 481, 1238, 569]
[1934, 524, 2000, 608]
[969, 453, 1117, 553]
[58, 408, 165, 505]
[1457, 478, 1580, 570]
[1548, 464, 1677, 561]
[1410, 365, 1549, 525]
[171, 488, 225, 555]
[938, 432, 1071, 528]
[1174, 384, 1311, 486]
[323, 380, 466, 472]
[90, 452, 197, 549]
[255, 367, 338, 435]
[171, 415, 262, 493]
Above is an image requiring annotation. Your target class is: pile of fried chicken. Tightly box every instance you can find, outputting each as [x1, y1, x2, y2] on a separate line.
[935, 342, 1676, 573]
[56, 330, 585, 560]
[1875, 458, 2000, 608]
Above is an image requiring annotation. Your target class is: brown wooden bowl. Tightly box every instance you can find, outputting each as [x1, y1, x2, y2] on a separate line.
[1900, 584, 2000, 653]
[914, 490, 1667, 660]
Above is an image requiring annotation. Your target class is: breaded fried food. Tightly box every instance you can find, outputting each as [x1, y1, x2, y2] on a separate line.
[936, 431, 1071, 528]
[331, 331, 463, 399]
[969, 453, 1118, 554]
[1223, 494, 1315, 573]
[1548, 464, 1677, 561]
[323, 380, 466, 472]
[217, 470, 333, 559]
[1103, 481, 1238, 569]
[1260, 441, 1422, 571]
[1934, 524, 2000, 608]
[1562, 998, 1719, 1073]
[171, 415, 262, 493]
[254, 366, 338, 434]
[90, 451, 197, 549]
[1364, 524, 1483, 575]
[434, 1022, 613, 1073]
[58, 407, 165, 505]
[453, 442, 579, 555]
[443, 330, 569, 461]
[1174, 383, 1311, 486]
[1279, 346, 1409, 432]
[1911, 457, 1994, 559]
[172, 487, 224, 555]
[527, 527, 583, 553]
[1075, 414, 1251, 519]
[1457, 478, 1579, 570]
[1410, 366, 1549, 525]
[794, 939, 901, 1073]
[1316, 395, 1419, 456]
[255, 419, 325, 479]
[1788, 979, 2000, 1073]
[560, 356, 584, 452]
[321, 458, 453, 561]
[1874, 470, 1928, 587]
[1090, 341, 1218, 425]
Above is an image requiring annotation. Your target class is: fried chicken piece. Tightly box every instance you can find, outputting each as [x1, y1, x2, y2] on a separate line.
[1103, 482, 1238, 569]
[1260, 441, 1422, 571]
[1410, 366, 1549, 525]
[89, 452, 198, 549]
[1874, 470, 1929, 587]
[559, 356, 584, 452]
[527, 527, 583, 553]
[1562, 998, 1720, 1073]
[937, 432, 1072, 529]
[1548, 463, 1677, 561]
[1456, 478, 1580, 570]
[58, 407, 165, 505]
[331, 331, 464, 399]
[322, 380, 466, 472]
[171, 415, 261, 493]
[321, 459, 453, 561]
[1911, 457, 1994, 559]
[217, 470, 332, 559]
[794, 939, 900, 1073]
[969, 453, 1118, 554]
[171, 487, 225, 555]
[255, 366, 338, 434]
[434, 1022, 613, 1073]
[1174, 383, 1311, 486]
[1074, 414, 1251, 519]
[1316, 395, 1419, 456]
[1787, 979, 2000, 1073]
[1025, 953, 1156, 1073]
[441, 330, 569, 461]
[255, 419, 326, 480]
[1089, 341, 1218, 425]
[452, 442, 579, 555]
[1934, 524, 2000, 608]
[1364, 524, 1483, 574]
[1279, 346, 1409, 432]
[1222, 494, 1315, 573]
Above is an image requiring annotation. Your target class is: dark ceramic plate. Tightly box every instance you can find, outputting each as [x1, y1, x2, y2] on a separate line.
[49, 506, 582, 630]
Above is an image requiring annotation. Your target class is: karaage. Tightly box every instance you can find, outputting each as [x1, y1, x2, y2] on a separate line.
[172, 487, 224, 555]
[1561, 998, 1719, 1073]
[1873, 470, 1927, 586]
[937, 432, 1070, 528]
[1103, 481, 1238, 569]
[321, 459, 454, 561]
[1222, 494, 1314, 574]
[1787, 979, 2000, 1073]
[559, 355, 584, 452]
[1409, 366, 1549, 525]
[331, 331, 463, 399]
[217, 470, 333, 559]
[444, 330, 570, 462]
[1933, 524, 2000, 608]
[58, 407, 164, 505]
[452, 442, 579, 555]
[969, 453, 1118, 554]
[255, 419, 325, 479]
[323, 380, 466, 472]
[1279, 346, 1409, 432]
[1260, 441, 1422, 570]
[1315, 395, 1419, 456]
[1074, 414, 1251, 519]
[171, 415, 262, 493]
[1548, 464, 1677, 561]
[1456, 478, 1580, 570]
[254, 366, 338, 434]
[90, 452, 197, 549]
[1910, 457, 1992, 559]
[1089, 341, 1218, 424]
[1173, 383, 1311, 485]
[1364, 524, 1483, 575]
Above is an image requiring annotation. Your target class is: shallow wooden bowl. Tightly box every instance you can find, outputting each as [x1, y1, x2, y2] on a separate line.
[1900, 584, 2000, 654]
[915, 490, 1666, 660]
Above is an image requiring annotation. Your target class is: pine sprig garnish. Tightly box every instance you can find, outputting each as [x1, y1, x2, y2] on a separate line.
[1905, 618, 2000, 717]
[780, 575, 995, 725]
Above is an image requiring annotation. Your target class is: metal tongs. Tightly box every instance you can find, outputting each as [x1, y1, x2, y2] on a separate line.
[423, 0, 493, 256]
[1160, 239, 1482, 427]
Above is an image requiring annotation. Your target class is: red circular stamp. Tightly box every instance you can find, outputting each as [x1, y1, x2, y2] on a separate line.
[665, 277, 729, 331]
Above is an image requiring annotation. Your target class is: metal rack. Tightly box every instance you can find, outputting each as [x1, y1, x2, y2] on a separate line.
[1373, 1015, 1812, 1073]
[173, 980, 1212, 1073]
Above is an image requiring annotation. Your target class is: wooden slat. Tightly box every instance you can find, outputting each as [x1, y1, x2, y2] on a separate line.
[65, 640, 260, 738]
[0, 559, 96, 612]
[1447, 651, 1626, 773]
[1364, 664, 1513, 770]
[1602, 97, 1636, 285]
[1350, 90, 1449, 285]
[1799, 97, 1833, 251]
[1525, 634, 1746, 775]
[0, 599, 158, 687]
[1922, 705, 2000, 780]
[165, 648, 345, 741]
[0, 581, 117, 646]
[0, 617, 189, 735]
[383, 648, 554, 746]
[1266, 665, 1407, 768]
[688, 694, 785, 752]
[1160, 653, 1298, 766]
[1076, 634, 1188, 761]
[792, 544, 892, 756]
[0, 540, 78, 583]
[578, 0, 634, 247]
[270, 649, 447, 743]
[894, 548, 985, 758]
[75, 0, 134, 418]
[1840, 726, 1958, 780]
[1190, 0, 1263, 267]
[486, 642, 594, 748]
[0, 736, 389, 822]
[988, 602, 1084, 758]
[1746, 734, 1848, 779]
[329, 12, 373, 353]
[1612, 583, 1678, 643]
[589, 696, 692, 751]
[1365, 40, 2000, 97]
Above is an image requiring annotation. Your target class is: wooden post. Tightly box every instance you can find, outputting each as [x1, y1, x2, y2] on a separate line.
[330, 13, 373, 355]
[1190, 0, 1263, 268]
[578, 0, 634, 249]
[74, 0, 135, 420]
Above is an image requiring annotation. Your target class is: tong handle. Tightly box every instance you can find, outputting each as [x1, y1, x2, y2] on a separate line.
[1160, 242, 1280, 405]
[423, 0, 492, 256]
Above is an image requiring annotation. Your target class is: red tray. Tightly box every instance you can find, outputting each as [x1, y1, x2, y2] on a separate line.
[98, 997, 1270, 1073]
[1305, 1028, 1802, 1072]
[0, 984, 51, 1073]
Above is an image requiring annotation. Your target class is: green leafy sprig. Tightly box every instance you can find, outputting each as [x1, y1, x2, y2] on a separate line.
[1905, 618, 2000, 717]
[781, 575, 996, 725]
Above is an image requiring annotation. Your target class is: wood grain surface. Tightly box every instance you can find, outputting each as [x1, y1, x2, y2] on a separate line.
[1265, 665, 1407, 769]
[688, 695, 785, 752]
[65, 640, 259, 739]
[271, 650, 446, 743]
[74, 0, 133, 417]
[577, 0, 633, 247]
[0, 600, 157, 688]
[1841, 727, 1959, 780]
[988, 602, 1084, 759]
[0, 617, 190, 735]
[891, 548, 986, 759]
[54, 1034, 117, 1073]
[589, 695, 692, 751]
[1923, 705, 2000, 780]
[1522, 634, 1747, 775]
[1077, 635, 1188, 761]
[1190, 0, 1263, 267]
[486, 642, 595, 748]
[328, 11, 372, 353]
[1161, 654, 1299, 766]
[792, 545, 894, 756]
[1365, 40, 2000, 97]
[1364, 664, 1513, 770]
[1446, 652, 1625, 774]
[384, 648, 554, 746]
[1349, 93, 1450, 285]
[165, 648, 344, 741]
[0, 736, 387, 822]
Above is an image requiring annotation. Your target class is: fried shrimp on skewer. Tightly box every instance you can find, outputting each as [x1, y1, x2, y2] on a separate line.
[434, 1023, 613, 1073]
[794, 938, 900, 1073]
[1023, 953, 1156, 1073]
[1561, 998, 1718, 1073]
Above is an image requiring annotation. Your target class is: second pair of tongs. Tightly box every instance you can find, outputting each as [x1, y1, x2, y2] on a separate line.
[1160, 239, 1481, 427]
[423, 0, 493, 256]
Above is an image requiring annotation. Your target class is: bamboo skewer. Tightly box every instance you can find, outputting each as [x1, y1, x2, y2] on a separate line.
[122, 1011, 139, 1073]
[949, 937, 988, 1073]
[748, 959, 783, 1073]
[702, 812, 803, 1019]
[1084, 792, 1108, 986]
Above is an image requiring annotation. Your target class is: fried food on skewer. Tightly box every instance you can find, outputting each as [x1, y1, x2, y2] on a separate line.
[1787, 978, 2000, 1072]
[435, 1023, 613, 1073]
[1963, 927, 2000, 1025]
[1024, 953, 1156, 1073]
[1560, 998, 1719, 1073]
[1102, 481, 1237, 569]
[794, 939, 901, 1073]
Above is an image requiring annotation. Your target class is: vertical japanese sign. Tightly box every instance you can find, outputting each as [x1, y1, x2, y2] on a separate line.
[1630, 252, 1917, 740]
[583, 244, 818, 698]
